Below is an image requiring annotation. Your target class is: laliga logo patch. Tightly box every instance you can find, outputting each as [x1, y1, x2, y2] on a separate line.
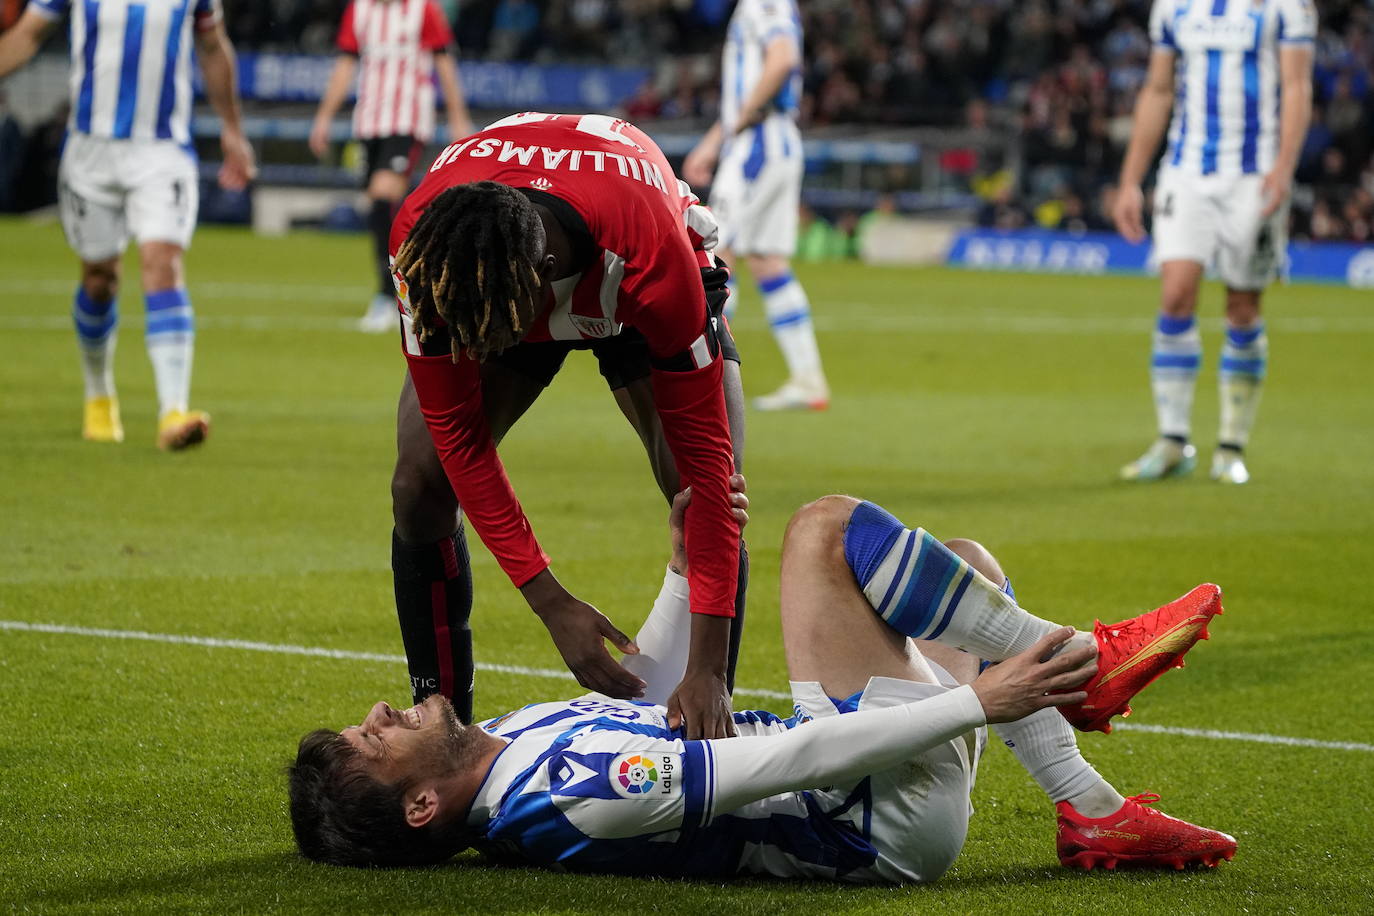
[611, 752, 680, 799]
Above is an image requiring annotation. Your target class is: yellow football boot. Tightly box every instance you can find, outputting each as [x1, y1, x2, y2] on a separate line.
[157, 409, 211, 451]
[82, 396, 125, 443]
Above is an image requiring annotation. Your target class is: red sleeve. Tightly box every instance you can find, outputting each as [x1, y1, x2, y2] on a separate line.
[628, 227, 739, 618]
[336, 1, 359, 54]
[405, 351, 550, 588]
[651, 358, 739, 617]
[420, 0, 454, 50]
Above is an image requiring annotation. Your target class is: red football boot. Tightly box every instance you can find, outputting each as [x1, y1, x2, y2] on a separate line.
[1058, 583, 1222, 734]
[1057, 793, 1237, 870]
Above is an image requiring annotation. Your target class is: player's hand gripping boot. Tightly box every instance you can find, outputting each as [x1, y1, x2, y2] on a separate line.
[1057, 792, 1237, 870]
[1057, 584, 1222, 734]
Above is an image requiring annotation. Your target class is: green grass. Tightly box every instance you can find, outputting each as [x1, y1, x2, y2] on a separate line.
[2, 216, 1372, 914]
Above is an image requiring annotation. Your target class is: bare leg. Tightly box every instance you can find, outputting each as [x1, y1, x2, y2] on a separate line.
[780, 495, 942, 698]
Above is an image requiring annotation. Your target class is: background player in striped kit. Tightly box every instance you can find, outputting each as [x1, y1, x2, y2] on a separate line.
[288, 486, 1235, 877]
[310, 0, 471, 332]
[0, 0, 255, 449]
[684, 0, 828, 411]
[1112, 0, 1316, 484]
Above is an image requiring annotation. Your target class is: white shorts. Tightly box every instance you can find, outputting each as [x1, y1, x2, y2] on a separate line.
[709, 117, 803, 257]
[58, 133, 200, 261]
[1151, 169, 1287, 291]
[784, 670, 986, 884]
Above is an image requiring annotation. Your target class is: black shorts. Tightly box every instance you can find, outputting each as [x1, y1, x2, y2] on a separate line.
[362, 135, 424, 184]
[493, 313, 741, 391]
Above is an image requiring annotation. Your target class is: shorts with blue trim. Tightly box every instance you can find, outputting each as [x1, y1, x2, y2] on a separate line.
[59, 133, 199, 260]
[786, 672, 987, 883]
[709, 115, 803, 257]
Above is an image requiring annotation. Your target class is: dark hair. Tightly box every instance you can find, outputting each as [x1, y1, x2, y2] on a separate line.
[393, 181, 544, 362]
[286, 729, 467, 868]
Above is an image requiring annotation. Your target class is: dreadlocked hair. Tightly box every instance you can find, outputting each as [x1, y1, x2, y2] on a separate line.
[394, 181, 545, 362]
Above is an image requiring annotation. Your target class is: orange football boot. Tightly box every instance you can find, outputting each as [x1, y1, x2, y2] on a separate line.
[1058, 584, 1222, 734]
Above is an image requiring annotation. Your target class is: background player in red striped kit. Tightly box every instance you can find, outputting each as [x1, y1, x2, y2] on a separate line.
[385, 113, 747, 740]
[310, 0, 472, 331]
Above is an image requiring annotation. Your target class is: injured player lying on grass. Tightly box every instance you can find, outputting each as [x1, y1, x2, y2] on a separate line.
[289, 485, 1236, 880]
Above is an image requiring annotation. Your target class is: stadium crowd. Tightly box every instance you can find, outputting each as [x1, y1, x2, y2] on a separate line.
[208, 0, 1374, 246]
[4, 0, 1373, 242]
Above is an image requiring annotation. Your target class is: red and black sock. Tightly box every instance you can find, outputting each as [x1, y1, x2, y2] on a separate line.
[391, 525, 474, 722]
[725, 538, 748, 694]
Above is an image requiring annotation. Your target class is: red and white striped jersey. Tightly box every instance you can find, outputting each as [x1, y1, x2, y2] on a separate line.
[390, 114, 739, 619]
[337, 0, 453, 141]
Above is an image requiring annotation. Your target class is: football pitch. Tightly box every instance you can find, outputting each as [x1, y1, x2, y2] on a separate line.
[2, 216, 1371, 914]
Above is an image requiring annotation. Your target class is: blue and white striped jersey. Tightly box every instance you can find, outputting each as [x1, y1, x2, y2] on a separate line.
[720, 0, 802, 137]
[28, 0, 222, 144]
[1150, 0, 1316, 176]
[466, 697, 888, 879]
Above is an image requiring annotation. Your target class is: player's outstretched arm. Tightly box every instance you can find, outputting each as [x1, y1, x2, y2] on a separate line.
[1113, 48, 1175, 243]
[195, 20, 256, 191]
[700, 631, 1095, 818]
[0, 7, 58, 79]
[310, 55, 358, 159]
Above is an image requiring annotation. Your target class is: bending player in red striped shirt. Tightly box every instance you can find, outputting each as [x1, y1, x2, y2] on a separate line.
[387, 113, 747, 740]
[310, 0, 472, 331]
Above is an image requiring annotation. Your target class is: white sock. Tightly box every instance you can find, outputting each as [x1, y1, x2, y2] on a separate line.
[144, 288, 195, 417]
[73, 288, 118, 399]
[622, 566, 693, 707]
[992, 706, 1124, 816]
[1218, 321, 1266, 450]
[1151, 314, 1201, 440]
[759, 271, 824, 384]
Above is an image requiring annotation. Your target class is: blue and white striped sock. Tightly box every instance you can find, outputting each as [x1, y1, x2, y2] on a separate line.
[73, 287, 118, 399]
[1218, 321, 1267, 450]
[145, 288, 195, 417]
[759, 271, 823, 381]
[1150, 314, 1201, 440]
[843, 501, 1060, 661]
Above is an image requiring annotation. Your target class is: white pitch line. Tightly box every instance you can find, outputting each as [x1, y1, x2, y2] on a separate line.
[0, 619, 790, 702]
[1107, 722, 1374, 752]
[5, 619, 1371, 751]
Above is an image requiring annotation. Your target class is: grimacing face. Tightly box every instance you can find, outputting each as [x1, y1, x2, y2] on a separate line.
[339, 693, 471, 786]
